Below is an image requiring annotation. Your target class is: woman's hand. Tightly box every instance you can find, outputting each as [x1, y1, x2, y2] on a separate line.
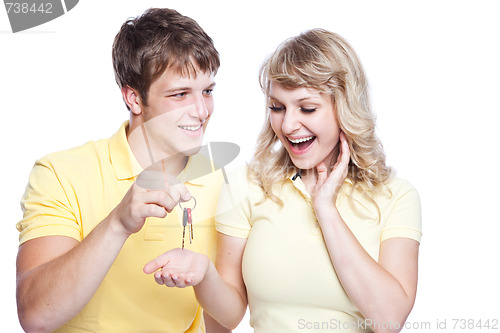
[311, 132, 350, 216]
[143, 248, 210, 288]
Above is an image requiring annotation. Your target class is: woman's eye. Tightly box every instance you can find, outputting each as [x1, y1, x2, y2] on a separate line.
[301, 107, 317, 113]
[269, 105, 285, 112]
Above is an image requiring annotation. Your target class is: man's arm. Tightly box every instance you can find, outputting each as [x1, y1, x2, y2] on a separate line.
[16, 220, 127, 332]
[16, 182, 190, 332]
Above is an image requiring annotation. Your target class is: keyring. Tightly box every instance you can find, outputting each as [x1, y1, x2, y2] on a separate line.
[179, 196, 196, 210]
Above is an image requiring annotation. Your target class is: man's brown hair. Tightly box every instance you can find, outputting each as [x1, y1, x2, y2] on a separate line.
[112, 8, 220, 109]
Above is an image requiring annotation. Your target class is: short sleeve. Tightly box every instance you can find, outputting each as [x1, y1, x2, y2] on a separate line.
[215, 167, 252, 238]
[17, 158, 82, 244]
[380, 180, 422, 243]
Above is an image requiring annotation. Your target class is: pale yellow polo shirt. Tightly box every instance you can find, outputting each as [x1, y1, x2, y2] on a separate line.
[216, 167, 422, 333]
[17, 121, 224, 333]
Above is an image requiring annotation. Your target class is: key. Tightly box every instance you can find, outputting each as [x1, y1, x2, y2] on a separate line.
[187, 208, 193, 244]
[179, 196, 197, 250]
[182, 207, 188, 249]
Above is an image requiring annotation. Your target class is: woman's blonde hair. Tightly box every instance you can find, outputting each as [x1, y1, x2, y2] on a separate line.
[249, 28, 392, 204]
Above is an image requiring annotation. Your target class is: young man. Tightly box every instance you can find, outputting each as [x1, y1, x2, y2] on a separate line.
[16, 8, 227, 332]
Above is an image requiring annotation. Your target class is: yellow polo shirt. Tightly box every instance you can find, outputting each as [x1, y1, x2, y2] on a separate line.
[216, 167, 422, 333]
[17, 121, 224, 333]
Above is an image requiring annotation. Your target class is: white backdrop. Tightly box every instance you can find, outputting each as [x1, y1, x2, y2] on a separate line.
[1, 1, 499, 332]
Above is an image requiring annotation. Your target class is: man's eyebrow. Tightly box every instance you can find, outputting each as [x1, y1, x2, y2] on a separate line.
[163, 86, 192, 94]
[162, 82, 216, 94]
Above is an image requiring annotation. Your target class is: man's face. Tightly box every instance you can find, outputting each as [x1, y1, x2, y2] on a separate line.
[139, 67, 216, 163]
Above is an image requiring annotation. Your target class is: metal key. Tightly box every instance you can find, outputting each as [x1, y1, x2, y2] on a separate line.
[188, 208, 193, 242]
[187, 208, 193, 244]
[179, 196, 197, 249]
[182, 208, 188, 249]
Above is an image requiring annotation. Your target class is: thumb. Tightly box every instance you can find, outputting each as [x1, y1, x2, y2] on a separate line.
[143, 253, 171, 274]
[316, 162, 328, 188]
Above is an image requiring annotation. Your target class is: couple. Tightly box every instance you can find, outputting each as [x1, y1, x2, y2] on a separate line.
[16, 8, 421, 333]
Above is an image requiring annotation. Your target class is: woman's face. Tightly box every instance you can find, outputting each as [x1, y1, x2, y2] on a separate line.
[268, 82, 341, 170]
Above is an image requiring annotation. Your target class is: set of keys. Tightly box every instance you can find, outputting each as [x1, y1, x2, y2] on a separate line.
[179, 196, 196, 249]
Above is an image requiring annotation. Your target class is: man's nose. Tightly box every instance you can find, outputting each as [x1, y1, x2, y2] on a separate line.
[192, 94, 209, 120]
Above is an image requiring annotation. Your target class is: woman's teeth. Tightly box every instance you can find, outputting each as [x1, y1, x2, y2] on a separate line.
[288, 136, 314, 144]
[180, 125, 201, 131]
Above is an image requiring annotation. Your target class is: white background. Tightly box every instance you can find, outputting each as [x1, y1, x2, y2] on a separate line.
[1, 0, 499, 332]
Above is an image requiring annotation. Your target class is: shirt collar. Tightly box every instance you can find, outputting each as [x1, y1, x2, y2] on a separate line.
[178, 152, 213, 186]
[287, 173, 311, 200]
[287, 171, 352, 201]
[109, 121, 143, 180]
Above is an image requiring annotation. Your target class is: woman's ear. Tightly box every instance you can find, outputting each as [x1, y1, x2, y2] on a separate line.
[121, 86, 142, 115]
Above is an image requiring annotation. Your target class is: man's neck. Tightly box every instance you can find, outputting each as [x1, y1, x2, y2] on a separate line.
[126, 122, 188, 177]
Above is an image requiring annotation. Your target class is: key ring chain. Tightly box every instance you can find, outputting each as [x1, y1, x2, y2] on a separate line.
[179, 196, 197, 210]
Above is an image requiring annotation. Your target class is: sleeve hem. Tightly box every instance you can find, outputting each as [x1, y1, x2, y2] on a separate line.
[19, 225, 82, 245]
[380, 228, 422, 244]
[215, 223, 250, 239]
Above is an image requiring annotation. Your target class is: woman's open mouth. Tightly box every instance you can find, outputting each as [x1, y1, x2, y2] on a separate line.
[287, 135, 316, 154]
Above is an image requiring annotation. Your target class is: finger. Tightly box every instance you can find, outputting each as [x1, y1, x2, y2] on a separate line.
[339, 132, 350, 165]
[338, 136, 350, 176]
[141, 191, 177, 213]
[139, 203, 168, 219]
[325, 136, 350, 187]
[172, 182, 191, 202]
[154, 271, 165, 285]
[161, 272, 177, 288]
[160, 183, 191, 212]
[332, 133, 350, 172]
[333, 132, 347, 165]
[172, 276, 190, 288]
[174, 273, 200, 288]
[143, 253, 171, 274]
[184, 273, 201, 287]
[154, 269, 176, 287]
[316, 162, 328, 188]
[129, 198, 168, 220]
[339, 131, 346, 143]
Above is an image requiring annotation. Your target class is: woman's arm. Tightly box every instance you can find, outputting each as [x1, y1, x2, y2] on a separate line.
[318, 208, 419, 333]
[144, 232, 248, 330]
[312, 134, 419, 333]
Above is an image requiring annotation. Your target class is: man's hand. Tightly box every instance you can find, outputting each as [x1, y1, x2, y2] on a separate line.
[143, 248, 210, 288]
[110, 182, 191, 236]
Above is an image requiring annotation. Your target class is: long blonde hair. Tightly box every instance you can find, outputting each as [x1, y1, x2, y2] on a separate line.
[249, 29, 392, 204]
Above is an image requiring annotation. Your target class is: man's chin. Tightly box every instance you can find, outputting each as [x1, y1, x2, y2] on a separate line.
[181, 137, 205, 156]
[183, 145, 202, 156]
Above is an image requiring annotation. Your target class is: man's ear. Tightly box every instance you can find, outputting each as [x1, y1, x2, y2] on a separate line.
[121, 86, 142, 115]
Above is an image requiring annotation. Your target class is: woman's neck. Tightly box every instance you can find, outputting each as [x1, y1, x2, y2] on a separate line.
[298, 144, 340, 194]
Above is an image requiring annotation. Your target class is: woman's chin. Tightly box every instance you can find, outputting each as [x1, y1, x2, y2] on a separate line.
[290, 159, 317, 171]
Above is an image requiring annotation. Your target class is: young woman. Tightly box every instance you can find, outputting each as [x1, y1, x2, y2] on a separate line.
[144, 29, 422, 333]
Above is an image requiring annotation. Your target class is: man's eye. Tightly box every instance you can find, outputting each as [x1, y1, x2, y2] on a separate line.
[171, 92, 186, 98]
[203, 89, 213, 96]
